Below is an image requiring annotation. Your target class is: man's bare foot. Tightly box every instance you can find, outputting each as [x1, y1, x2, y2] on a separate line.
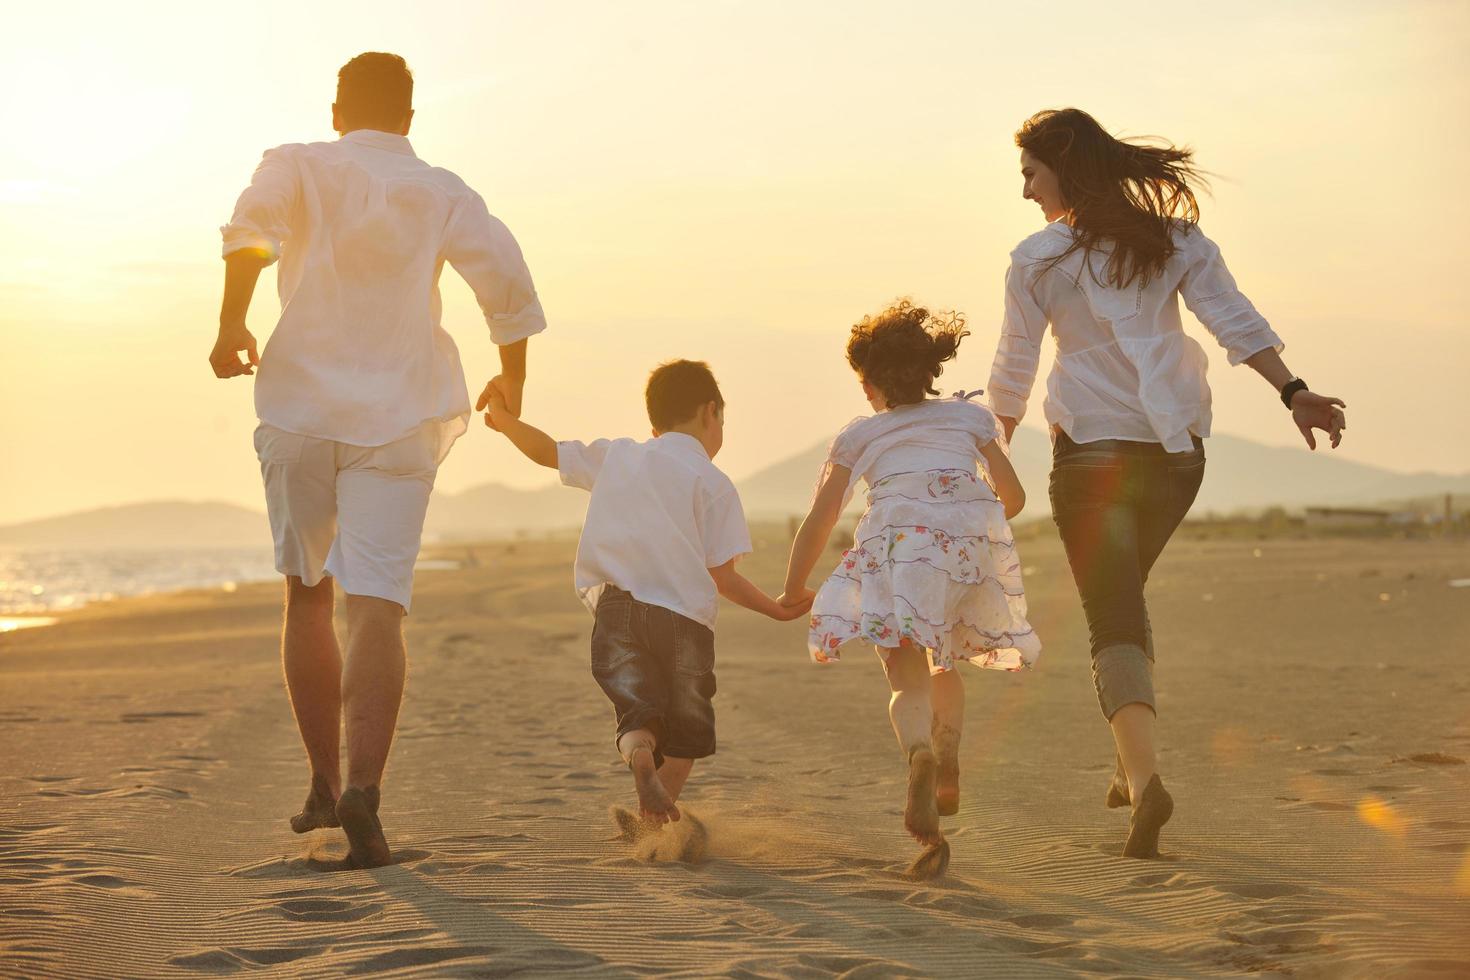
[336, 785, 391, 869]
[935, 752, 960, 817]
[906, 838, 951, 880]
[630, 748, 680, 825]
[610, 805, 660, 842]
[905, 747, 942, 845]
[290, 772, 340, 834]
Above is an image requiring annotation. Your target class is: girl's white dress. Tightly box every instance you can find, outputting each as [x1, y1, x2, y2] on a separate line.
[807, 396, 1041, 672]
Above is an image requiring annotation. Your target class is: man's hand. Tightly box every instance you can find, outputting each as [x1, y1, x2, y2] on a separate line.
[1290, 390, 1347, 450]
[210, 321, 259, 379]
[476, 374, 524, 430]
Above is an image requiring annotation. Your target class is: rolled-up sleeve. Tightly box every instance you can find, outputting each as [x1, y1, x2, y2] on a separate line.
[987, 258, 1048, 422]
[1180, 227, 1283, 365]
[702, 487, 753, 569]
[558, 438, 616, 491]
[220, 146, 298, 264]
[445, 192, 547, 346]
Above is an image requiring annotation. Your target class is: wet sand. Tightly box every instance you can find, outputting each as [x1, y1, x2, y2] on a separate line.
[2, 533, 1468, 977]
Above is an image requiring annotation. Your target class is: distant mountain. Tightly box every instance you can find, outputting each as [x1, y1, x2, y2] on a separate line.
[0, 501, 269, 549]
[4, 432, 1465, 549]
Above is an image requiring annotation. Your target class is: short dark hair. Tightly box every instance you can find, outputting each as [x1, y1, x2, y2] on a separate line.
[846, 299, 968, 408]
[336, 52, 413, 126]
[645, 360, 724, 431]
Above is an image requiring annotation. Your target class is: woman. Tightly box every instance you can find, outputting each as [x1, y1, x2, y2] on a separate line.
[986, 108, 1346, 859]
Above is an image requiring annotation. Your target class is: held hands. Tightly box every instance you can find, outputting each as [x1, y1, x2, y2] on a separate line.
[209, 321, 259, 379]
[773, 587, 816, 622]
[476, 374, 524, 431]
[1289, 390, 1347, 450]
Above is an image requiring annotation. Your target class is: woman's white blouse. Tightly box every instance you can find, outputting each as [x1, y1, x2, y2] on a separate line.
[986, 222, 1283, 453]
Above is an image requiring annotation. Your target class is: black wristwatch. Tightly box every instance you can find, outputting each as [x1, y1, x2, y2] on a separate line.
[1280, 377, 1308, 410]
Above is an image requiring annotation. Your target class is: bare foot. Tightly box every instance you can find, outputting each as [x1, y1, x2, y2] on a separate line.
[906, 838, 951, 880]
[675, 811, 708, 863]
[935, 752, 960, 817]
[1106, 754, 1130, 809]
[905, 748, 942, 845]
[336, 786, 391, 869]
[290, 772, 340, 834]
[609, 805, 659, 842]
[630, 748, 680, 826]
[1122, 774, 1174, 859]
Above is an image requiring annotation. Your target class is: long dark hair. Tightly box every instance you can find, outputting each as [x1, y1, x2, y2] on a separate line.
[1017, 108, 1205, 288]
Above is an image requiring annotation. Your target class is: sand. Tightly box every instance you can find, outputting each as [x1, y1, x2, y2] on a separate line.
[2, 532, 1468, 978]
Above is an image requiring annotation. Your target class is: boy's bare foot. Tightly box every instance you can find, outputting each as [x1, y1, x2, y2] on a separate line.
[290, 772, 340, 833]
[904, 747, 942, 845]
[906, 838, 951, 880]
[630, 747, 680, 825]
[1122, 774, 1174, 859]
[336, 785, 391, 869]
[610, 805, 660, 842]
[675, 811, 709, 863]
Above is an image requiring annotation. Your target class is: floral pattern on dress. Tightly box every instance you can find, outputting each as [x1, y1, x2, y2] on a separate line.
[808, 468, 1040, 673]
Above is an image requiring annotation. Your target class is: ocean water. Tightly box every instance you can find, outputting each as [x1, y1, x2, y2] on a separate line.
[0, 548, 279, 615]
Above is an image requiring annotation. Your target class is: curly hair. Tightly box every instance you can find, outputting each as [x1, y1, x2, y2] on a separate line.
[846, 300, 969, 408]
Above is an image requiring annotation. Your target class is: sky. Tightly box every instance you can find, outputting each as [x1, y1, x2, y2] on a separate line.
[1, 0, 1467, 525]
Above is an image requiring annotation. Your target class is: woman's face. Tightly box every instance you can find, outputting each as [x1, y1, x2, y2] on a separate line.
[1021, 149, 1066, 222]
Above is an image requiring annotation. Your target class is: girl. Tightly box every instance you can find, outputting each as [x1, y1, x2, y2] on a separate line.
[987, 108, 1347, 859]
[779, 300, 1040, 856]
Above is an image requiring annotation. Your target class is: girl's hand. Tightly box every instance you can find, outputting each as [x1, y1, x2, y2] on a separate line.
[770, 591, 814, 621]
[481, 385, 510, 431]
[1289, 390, 1347, 450]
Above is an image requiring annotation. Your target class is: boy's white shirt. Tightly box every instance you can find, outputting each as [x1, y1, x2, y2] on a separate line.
[558, 432, 752, 629]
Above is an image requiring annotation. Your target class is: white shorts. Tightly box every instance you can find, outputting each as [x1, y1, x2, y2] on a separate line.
[254, 423, 441, 612]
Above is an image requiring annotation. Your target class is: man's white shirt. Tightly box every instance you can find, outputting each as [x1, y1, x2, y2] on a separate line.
[222, 129, 545, 453]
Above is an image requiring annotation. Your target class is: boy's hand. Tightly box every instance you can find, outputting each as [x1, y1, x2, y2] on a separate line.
[479, 384, 510, 431]
[772, 589, 815, 621]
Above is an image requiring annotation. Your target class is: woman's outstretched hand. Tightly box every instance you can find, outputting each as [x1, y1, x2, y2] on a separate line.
[1290, 390, 1347, 450]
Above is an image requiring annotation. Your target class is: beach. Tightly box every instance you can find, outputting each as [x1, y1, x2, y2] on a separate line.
[2, 531, 1467, 978]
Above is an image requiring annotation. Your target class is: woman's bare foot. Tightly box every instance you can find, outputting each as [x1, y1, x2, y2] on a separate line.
[1122, 774, 1174, 859]
[1106, 754, 1130, 809]
[630, 747, 680, 825]
[905, 747, 942, 845]
[290, 772, 340, 833]
[336, 785, 391, 869]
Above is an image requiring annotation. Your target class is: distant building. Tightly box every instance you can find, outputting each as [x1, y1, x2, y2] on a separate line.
[1303, 506, 1394, 528]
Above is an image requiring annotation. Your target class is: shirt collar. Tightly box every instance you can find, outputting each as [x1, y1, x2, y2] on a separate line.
[656, 431, 711, 459]
[339, 129, 417, 156]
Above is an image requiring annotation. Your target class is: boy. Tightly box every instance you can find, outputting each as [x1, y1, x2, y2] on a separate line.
[482, 360, 809, 832]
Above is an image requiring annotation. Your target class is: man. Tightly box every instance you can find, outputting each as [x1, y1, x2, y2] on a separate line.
[210, 52, 544, 868]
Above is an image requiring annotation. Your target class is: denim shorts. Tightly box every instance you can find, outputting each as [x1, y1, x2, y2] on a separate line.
[591, 586, 717, 764]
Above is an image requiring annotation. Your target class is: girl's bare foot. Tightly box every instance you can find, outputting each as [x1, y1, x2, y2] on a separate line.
[630, 747, 680, 825]
[290, 772, 340, 833]
[905, 747, 942, 845]
[906, 838, 951, 880]
[336, 785, 391, 869]
[935, 752, 960, 817]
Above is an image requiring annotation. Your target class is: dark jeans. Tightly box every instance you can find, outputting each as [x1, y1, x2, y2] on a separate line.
[1048, 431, 1206, 719]
[591, 585, 717, 766]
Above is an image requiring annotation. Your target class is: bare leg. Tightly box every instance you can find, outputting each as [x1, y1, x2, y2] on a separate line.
[1111, 701, 1173, 858]
[616, 729, 680, 825]
[658, 757, 696, 803]
[282, 576, 342, 831]
[930, 667, 964, 816]
[881, 643, 941, 846]
[335, 593, 406, 868]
